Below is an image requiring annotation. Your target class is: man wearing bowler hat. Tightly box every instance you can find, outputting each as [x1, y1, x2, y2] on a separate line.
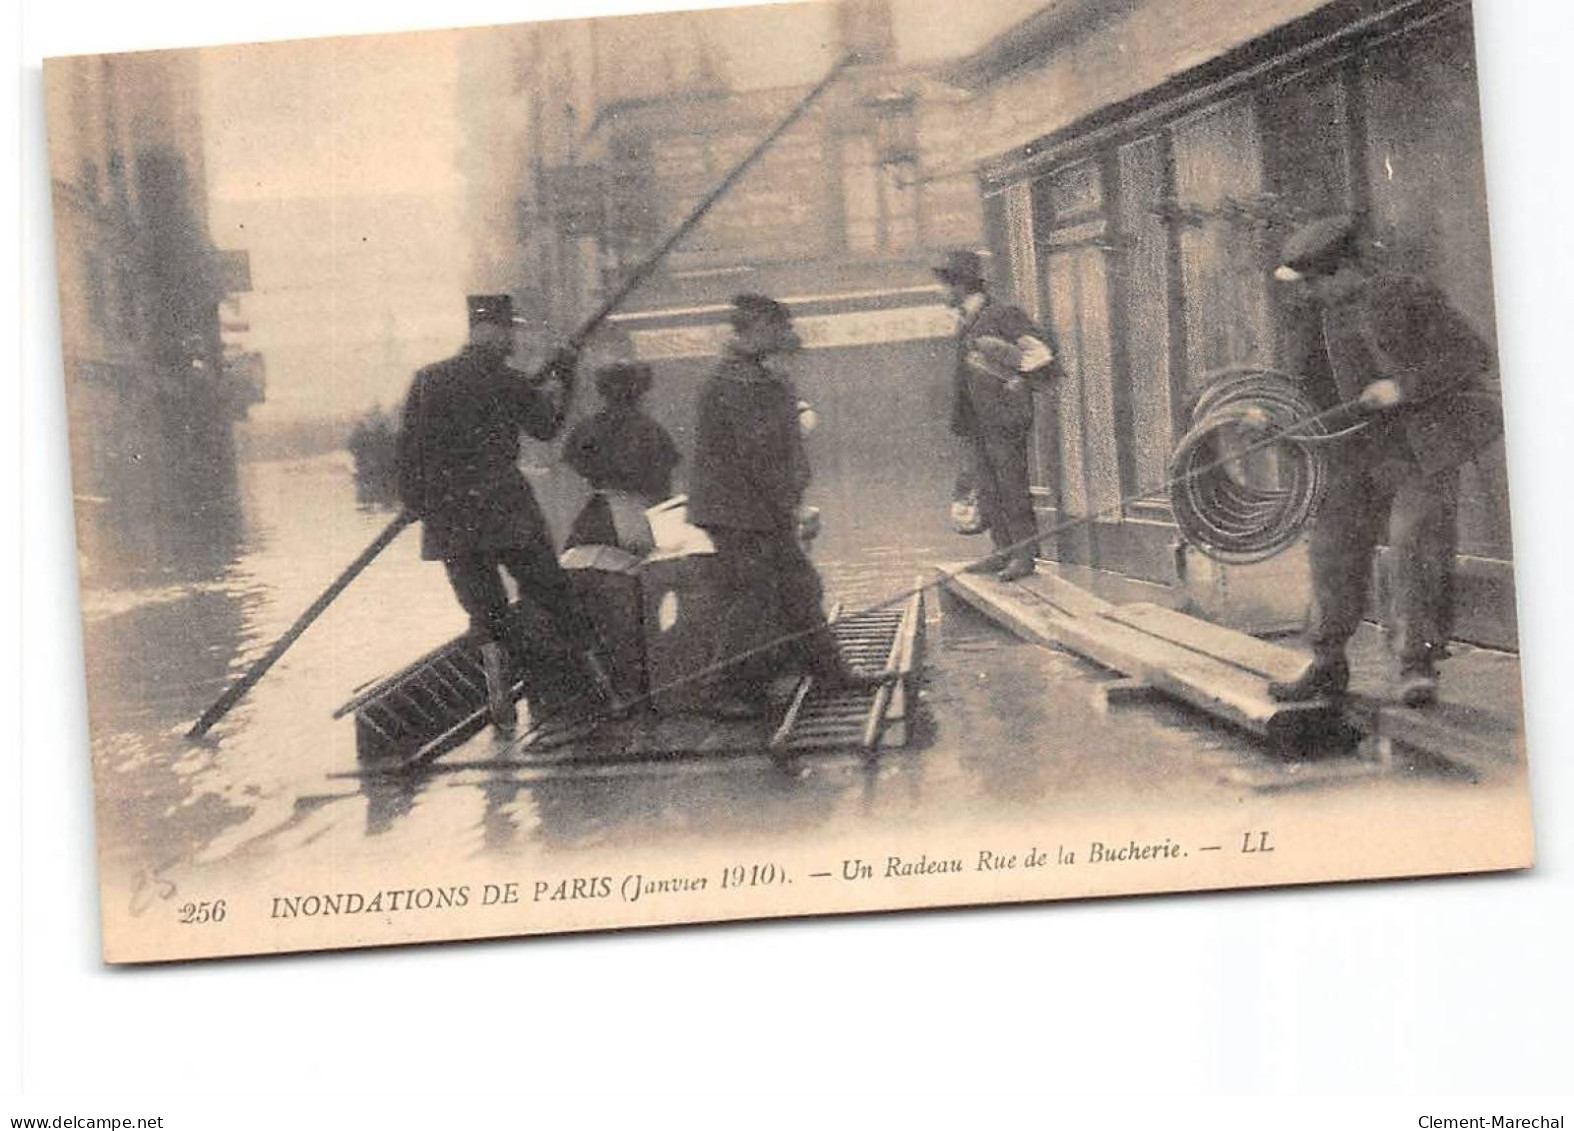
[397, 293, 617, 728]
[1266, 215, 1503, 707]
[934, 249, 1061, 582]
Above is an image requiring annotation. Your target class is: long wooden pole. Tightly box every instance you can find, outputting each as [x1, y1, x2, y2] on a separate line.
[186, 54, 857, 740]
[188, 511, 415, 738]
[564, 52, 856, 352]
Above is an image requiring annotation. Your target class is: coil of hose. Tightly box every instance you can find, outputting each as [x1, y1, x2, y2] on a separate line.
[1169, 366, 1359, 564]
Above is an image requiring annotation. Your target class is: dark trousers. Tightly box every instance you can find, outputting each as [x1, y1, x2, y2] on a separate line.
[1308, 458, 1460, 668]
[705, 526, 840, 700]
[443, 538, 597, 658]
[971, 430, 1038, 565]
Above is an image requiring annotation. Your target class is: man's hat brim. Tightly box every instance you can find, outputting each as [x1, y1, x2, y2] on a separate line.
[933, 267, 983, 285]
[467, 293, 515, 327]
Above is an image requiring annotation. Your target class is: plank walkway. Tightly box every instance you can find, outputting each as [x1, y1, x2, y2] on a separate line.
[940, 562, 1524, 782]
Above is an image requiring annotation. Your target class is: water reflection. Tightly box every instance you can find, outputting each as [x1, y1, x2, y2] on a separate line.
[81, 452, 1269, 889]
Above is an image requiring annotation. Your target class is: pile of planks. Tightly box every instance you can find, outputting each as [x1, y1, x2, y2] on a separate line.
[939, 565, 1338, 747]
[941, 563, 1523, 777]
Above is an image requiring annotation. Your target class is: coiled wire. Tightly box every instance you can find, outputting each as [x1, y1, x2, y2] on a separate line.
[1169, 366, 1362, 564]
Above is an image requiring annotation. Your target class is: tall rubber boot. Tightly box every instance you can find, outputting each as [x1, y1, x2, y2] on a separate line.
[578, 649, 629, 717]
[480, 641, 517, 729]
[1398, 661, 1439, 708]
[997, 553, 1036, 582]
[1267, 655, 1349, 703]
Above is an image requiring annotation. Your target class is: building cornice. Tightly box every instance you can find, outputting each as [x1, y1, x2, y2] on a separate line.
[939, 0, 1145, 91]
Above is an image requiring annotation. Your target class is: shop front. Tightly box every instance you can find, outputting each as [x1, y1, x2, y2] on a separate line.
[965, 0, 1513, 647]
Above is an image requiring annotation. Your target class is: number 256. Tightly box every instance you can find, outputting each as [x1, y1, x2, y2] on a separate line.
[178, 900, 227, 925]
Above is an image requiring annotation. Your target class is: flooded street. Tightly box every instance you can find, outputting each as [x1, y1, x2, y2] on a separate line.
[81, 451, 1439, 911]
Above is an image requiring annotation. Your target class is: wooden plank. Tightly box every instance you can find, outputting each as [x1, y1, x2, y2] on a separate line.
[939, 566, 1086, 651]
[896, 584, 924, 678]
[400, 708, 491, 770]
[941, 567, 1333, 741]
[771, 678, 815, 749]
[1103, 603, 1307, 682]
[876, 719, 908, 748]
[861, 616, 906, 750]
[882, 584, 922, 736]
[1108, 603, 1522, 777]
[1091, 678, 1158, 711]
[884, 676, 907, 727]
[1011, 568, 1115, 619]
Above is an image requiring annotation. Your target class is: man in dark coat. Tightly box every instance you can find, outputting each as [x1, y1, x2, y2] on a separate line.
[688, 293, 876, 719]
[936, 250, 1061, 582]
[397, 293, 614, 727]
[1266, 216, 1503, 707]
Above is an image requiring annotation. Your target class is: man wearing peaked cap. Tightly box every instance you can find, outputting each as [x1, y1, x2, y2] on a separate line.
[466, 292, 516, 327]
[1272, 214, 1363, 283]
[396, 293, 619, 728]
[1266, 216, 1504, 708]
[935, 249, 1063, 583]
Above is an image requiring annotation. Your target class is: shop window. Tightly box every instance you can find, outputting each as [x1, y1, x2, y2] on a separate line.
[1168, 95, 1273, 385]
[1031, 163, 1121, 520]
[1113, 132, 1178, 498]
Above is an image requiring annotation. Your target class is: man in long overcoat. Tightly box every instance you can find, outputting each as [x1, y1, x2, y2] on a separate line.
[397, 294, 613, 727]
[1266, 216, 1503, 706]
[687, 293, 876, 719]
[936, 250, 1061, 582]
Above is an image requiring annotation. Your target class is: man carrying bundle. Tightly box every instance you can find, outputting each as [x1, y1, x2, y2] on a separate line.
[396, 293, 617, 729]
[1267, 215, 1503, 707]
[935, 250, 1061, 582]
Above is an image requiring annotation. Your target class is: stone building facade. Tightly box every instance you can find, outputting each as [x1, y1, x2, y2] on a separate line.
[45, 51, 255, 583]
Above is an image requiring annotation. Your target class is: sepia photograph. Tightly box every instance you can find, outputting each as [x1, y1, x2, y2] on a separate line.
[39, 0, 1536, 967]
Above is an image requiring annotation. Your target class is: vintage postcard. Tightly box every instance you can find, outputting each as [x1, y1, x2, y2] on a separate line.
[43, 0, 1533, 964]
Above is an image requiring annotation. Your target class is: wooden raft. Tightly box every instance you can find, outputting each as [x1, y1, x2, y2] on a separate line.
[337, 585, 925, 771]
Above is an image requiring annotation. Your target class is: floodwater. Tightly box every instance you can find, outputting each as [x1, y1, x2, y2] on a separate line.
[82, 451, 1303, 897]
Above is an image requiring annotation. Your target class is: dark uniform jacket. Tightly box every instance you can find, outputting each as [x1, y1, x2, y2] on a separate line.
[563, 405, 681, 505]
[397, 344, 568, 560]
[688, 351, 809, 534]
[949, 299, 1057, 440]
[1318, 271, 1502, 476]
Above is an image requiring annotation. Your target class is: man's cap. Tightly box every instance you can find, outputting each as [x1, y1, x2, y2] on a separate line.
[467, 293, 515, 328]
[1277, 215, 1362, 279]
[595, 361, 653, 401]
[729, 292, 793, 329]
[932, 249, 987, 289]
